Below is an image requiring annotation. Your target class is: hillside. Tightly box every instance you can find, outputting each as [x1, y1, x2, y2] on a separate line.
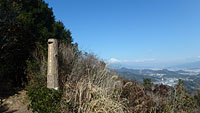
[1, 0, 200, 113]
[115, 67, 200, 92]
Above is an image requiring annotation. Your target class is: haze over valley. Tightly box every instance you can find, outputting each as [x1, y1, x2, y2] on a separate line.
[109, 60, 200, 92]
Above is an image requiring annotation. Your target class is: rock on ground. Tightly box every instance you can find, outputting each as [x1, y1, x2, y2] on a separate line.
[0, 90, 32, 113]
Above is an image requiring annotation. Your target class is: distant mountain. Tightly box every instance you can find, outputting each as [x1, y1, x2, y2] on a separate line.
[169, 61, 200, 69]
[108, 60, 200, 70]
[107, 62, 156, 69]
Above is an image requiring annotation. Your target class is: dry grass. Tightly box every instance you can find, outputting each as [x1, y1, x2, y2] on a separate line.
[58, 43, 129, 113]
[56, 42, 199, 113]
[25, 42, 199, 113]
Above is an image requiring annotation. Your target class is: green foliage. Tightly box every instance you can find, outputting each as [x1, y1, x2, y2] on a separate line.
[27, 85, 62, 113]
[143, 78, 153, 91]
[143, 78, 152, 87]
[0, 0, 74, 87]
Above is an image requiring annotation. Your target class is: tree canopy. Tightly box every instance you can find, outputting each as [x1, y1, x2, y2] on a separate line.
[0, 0, 74, 86]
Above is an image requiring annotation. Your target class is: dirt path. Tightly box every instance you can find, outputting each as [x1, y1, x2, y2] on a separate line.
[0, 90, 32, 113]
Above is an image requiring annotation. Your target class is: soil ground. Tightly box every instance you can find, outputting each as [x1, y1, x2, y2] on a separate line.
[0, 90, 32, 113]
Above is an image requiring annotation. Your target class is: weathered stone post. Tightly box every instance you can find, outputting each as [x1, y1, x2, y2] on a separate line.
[47, 39, 59, 90]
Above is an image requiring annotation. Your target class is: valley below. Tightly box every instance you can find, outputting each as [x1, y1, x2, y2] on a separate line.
[114, 67, 200, 92]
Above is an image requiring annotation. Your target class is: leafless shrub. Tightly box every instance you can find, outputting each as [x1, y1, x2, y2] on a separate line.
[120, 79, 157, 113]
[58, 43, 129, 113]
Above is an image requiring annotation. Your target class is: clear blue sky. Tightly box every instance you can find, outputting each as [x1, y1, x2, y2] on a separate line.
[46, 0, 200, 64]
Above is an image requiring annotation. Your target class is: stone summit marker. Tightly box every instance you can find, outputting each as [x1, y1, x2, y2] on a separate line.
[47, 39, 59, 90]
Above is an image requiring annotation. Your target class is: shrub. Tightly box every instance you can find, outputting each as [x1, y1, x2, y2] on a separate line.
[27, 85, 62, 113]
[121, 79, 156, 113]
[168, 79, 197, 113]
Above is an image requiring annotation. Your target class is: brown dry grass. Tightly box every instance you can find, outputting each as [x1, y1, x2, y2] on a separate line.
[57, 43, 198, 113]
[58, 43, 129, 113]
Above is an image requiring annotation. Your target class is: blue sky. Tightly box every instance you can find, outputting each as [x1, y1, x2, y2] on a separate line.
[45, 0, 200, 66]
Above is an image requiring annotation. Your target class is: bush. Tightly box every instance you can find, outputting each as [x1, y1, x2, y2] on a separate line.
[168, 79, 197, 113]
[27, 85, 62, 113]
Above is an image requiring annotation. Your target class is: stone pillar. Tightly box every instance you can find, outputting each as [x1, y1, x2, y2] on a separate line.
[47, 39, 59, 90]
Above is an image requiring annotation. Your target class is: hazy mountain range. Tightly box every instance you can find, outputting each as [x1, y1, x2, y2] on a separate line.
[108, 60, 200, 70]
[168, 61, 200, 69]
